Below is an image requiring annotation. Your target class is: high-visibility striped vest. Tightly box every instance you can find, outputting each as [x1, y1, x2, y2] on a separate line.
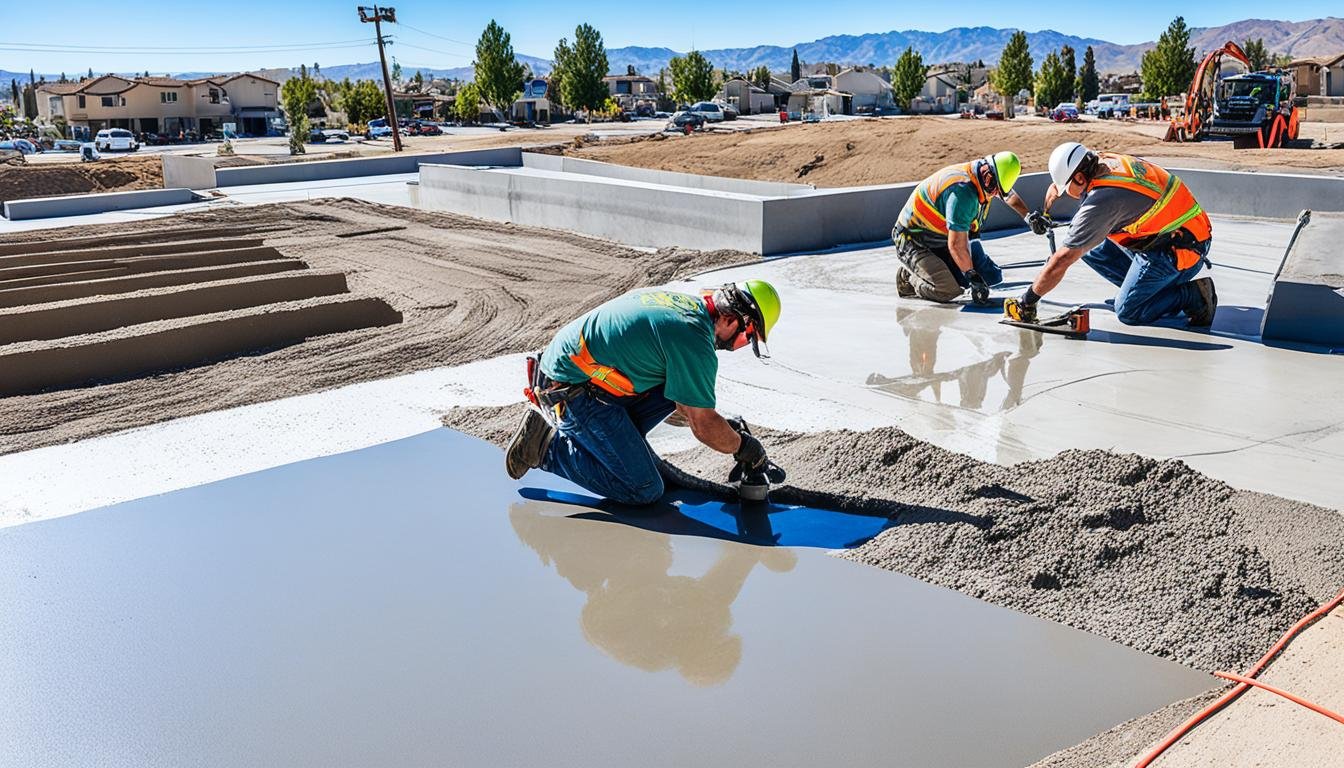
[896, 162, 991, 238]
[1091, 153, 1212, 269]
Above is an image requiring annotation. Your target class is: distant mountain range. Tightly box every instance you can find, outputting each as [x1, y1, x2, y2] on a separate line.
[3, 17, 1341, 90]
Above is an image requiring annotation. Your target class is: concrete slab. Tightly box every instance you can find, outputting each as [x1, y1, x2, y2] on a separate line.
[0, 428, 1211, 768]
[2, 188, 197, 221]
[1262, 212, 1344, 347]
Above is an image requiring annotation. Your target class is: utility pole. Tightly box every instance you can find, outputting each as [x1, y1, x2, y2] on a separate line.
[358, 5, 402, 152]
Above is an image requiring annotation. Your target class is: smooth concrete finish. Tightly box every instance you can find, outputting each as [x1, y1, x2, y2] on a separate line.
[214, 147, 521, 188]
[161, 155, 218, 190]
[0, 428, 1211, 768]
[676, 215, 1344, 511]
[1262, 212, 1344, 346]
[522, 152, 816, 197]
[2, 188, 196, 221]
[420, 162, 767, 253]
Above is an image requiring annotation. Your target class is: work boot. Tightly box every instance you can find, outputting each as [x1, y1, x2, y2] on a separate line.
[896, 267, 915, 298]
[1186, 277, 1218, 327]
[505, 407, 555, 480]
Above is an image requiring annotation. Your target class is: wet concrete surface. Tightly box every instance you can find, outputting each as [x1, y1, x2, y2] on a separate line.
[1, 428, 1210, 767]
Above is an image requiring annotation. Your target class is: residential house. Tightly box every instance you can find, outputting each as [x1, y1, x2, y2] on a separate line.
[603, 73, 659, 111]
[833, 68, 896, 113]
[911, 72, 961, 114]
[1290, 53, 1344, 97]
[717, 77, 776, 114]
[512, 78, 553, 124]
[766, 77, 797, 108]
[787, 88, 849, 118]
[37, 72, 280, 137]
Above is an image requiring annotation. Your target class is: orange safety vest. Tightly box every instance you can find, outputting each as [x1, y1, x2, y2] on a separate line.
[1090, 153, 1212, 270]
[567, 335, 637, 398]
[896, 162, 991, 237]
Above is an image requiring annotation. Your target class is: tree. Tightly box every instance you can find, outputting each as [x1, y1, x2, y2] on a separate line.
[341, 79, 385, 125]
[413, 70, 425, 90]
[1242, 38, 1270, 71]
[1079, 45, 1100, 103]
[473, 20, 525, 111]
[891, 46, 925, 112]
[1141, 16, 1197, 100]
[750, 65, 771, 89]
[668, 50, 717, 105]
[790, 49, 801, 83]
[1035, 51, 1071, 110]
[391, 60, 402, 84]
[993, 30, 1034, 108]
[9, 79, 18, 107]
[454, 81, 480, 123]
[559, 23, 610, 113]
[87, 67, 94, 80]
[280, 64, 316, 154]
[551, 38, 573, 108]
[1060, 45, 1076, 101]
[626, 64, 637, 76]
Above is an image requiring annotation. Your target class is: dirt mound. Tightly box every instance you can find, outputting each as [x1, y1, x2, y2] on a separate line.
[0, 199, 752, 453]
[442, 403, 1344, 673]
[566, 116, 1344, 186]
[0, 155, 164, 204]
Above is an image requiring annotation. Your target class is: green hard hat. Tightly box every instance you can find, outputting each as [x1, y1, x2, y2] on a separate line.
[737, 279, 780, 342]
[985, 151, 1021, 194]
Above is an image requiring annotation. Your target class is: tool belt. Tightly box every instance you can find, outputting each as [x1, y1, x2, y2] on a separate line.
[524, 354, 640, 411]
[1124, 228, 1212, 270]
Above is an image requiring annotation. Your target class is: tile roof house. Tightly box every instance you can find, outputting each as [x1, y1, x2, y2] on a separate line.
[36, 72, 281, 137]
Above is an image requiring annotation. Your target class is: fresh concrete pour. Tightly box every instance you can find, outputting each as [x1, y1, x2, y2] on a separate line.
[0, 429, 1211, 768]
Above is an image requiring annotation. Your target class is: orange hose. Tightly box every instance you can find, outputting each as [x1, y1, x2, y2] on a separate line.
[1212, 671, 1344, 726]
[1132, 587, 1344, 767]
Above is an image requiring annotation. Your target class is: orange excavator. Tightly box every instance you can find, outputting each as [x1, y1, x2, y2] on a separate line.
[1164, 41, 1303, 148]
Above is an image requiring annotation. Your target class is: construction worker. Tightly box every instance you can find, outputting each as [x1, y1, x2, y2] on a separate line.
[893, 152, 1039, 305]
[504, 281, 782, 506]
[1005, 142, 1216, 327]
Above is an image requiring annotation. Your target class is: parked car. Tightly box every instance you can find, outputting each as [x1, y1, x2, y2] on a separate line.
[687, 101, 725, 122]
[139, 132, 172, 146]
[94, 128, 139, 152]
[1050, 102, 1080, 122]
[721, 103, 739, 121]
[406, 121, 441, 136]
[52, 139, 83, 152]
[307, 128, 329, 143]
[634, 103, 655, 118]
[324, 129, 351, 141]
[12, 138, 41, 154]
[665, 111, 706, 132]
[0, 140, 37, 155]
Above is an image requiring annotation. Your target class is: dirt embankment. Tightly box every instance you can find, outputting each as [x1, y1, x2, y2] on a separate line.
[567, 116, 1344, 186]
[0, 200, 751, 454]
[442, 403, 1344, 676]
[0, 155, 164, 204]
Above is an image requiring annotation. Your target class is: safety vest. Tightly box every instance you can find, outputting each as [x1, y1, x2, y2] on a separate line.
[568, 335, 637, 398]
[896, 162, 991, 238]
[1091, 153, 1212, 270]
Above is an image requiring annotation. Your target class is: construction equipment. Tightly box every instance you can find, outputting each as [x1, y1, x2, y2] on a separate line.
[1164, 41, 1304, 148]
[726, 418, 785, 503]
[1001, 301, 1091, 338]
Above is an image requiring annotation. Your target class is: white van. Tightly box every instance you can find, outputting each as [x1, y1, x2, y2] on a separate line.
[94, 128, 139, 152]
[1085, 93, 1131, 117]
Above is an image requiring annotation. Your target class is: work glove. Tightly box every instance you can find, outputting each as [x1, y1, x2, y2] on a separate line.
[1025, 210, 1052, 236]
[1003, 296, 1038, 324]
[734, 431, 768, 470]
[965, 269, 992, 307]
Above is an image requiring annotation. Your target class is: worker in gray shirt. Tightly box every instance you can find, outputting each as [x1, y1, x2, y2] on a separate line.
[1005, 142, 1217, 327]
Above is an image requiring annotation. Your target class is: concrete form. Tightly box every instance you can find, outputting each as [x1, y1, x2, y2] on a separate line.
[1262, 212, 1344, 347]
[0, 428, 1211, 768]
[3, 188, 197, 221]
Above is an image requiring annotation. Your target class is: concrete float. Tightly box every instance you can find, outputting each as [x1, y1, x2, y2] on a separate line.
[0, 428, 1211, 768]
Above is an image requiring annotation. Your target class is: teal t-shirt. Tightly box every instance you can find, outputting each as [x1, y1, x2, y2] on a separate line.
[541, 289, 719, 409]
[942, 184, 983, 233]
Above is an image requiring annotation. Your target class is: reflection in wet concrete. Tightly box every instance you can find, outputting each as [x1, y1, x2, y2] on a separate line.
[866, 305, 1041, 411]
[511, 503, 796, 686]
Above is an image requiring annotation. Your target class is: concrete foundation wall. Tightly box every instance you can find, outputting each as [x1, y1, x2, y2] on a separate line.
[1262, 212, 1344, 346]
[3, 188, 196, 221]
[419, 163, 765, 252]
[214, 148, 523, 188]
[162, 155, 218, 190]
[1168, 168, 1344, 220]
[521, 153, 814, 197]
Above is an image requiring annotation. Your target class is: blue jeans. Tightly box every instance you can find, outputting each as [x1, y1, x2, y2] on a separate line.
[1081, 239, 1208, 325]
[960, 239, 1004, 287]
[540, 385, 677, 505]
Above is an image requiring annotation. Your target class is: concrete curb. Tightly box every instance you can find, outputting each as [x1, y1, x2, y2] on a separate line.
[3, 188, 197, 221]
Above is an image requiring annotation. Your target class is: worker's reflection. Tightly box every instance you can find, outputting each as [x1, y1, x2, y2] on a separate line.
[866, 306, 1041, 411]
[509, 502, 796, 686]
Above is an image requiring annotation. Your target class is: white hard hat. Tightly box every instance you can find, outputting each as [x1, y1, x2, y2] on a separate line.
[1049, 141, 1094, 192]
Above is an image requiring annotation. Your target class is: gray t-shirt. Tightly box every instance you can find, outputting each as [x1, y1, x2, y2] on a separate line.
[1063, 187, 1154, 251]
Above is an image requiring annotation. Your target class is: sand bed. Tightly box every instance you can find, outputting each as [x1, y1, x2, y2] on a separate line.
[0, 199, 750, 453]
[567, 116, 1344, 187]
[0, 155, 165, 204]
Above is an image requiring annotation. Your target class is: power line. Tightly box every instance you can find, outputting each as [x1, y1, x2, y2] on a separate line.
[385, 40, 474, 60]
[395, 23, 475, 49]
[0, 40, 375, 54]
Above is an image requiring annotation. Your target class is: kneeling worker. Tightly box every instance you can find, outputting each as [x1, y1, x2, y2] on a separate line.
[504, 281, 782, 506]
[1005, 142, 1216, 327]
[893, 151, 1038, 305]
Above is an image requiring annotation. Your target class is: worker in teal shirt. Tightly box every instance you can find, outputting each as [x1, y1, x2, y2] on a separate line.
[505, 281, 782, 505]
[893, 152, 1045, 304]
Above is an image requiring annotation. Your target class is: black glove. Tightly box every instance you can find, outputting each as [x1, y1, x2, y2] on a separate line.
[1025, 210, 1051, 236]
[734, 431, 768, 470]
[965, 269, 991, 306]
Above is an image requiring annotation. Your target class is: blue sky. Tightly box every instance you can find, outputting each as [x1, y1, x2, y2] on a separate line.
[4, 1, 1339, 73]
